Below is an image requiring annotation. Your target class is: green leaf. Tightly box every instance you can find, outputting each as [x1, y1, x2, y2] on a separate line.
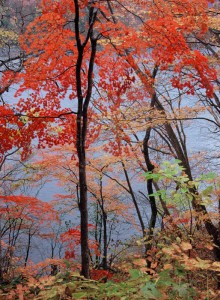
[144, 172, 162, 181]
[157, 270, 174, 286]
[72, 292, 87, 299]
[173, 283, 196, 299]
[201, 185, 213, 196]
[180, 187, 188, 193]
[173, 159, 182, 164]
[141, 281, 161, 299]
[129, 269, 141, 279]
[41, 287, 59, 300]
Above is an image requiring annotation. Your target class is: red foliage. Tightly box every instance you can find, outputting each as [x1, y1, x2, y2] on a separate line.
[0, 0, 216, 163]
[60, 225, 100, 260]
[90, 269, 113, 281]
[0, 195, 57, 224]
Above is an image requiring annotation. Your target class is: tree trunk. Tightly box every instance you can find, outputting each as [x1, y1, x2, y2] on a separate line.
[74, 0, 97, 278]
[78, 150, 90, 278]
[24, 229, 32, 267]
[122, 161, 146, 237]
[102, 210, 108, 270]
[143, 127, 157, 235]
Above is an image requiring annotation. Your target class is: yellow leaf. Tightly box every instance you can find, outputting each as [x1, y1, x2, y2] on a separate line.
[212, 262, 220, 271]
[133, 258, 146, 267]
[180, 242, 192, 251]
[163, 264, 172, 270]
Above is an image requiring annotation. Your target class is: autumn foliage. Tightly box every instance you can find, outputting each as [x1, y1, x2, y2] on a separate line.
[0, 0, 220, 298]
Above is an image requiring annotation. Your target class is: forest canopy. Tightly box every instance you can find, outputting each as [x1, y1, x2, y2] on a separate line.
[1, 0, 220, 299]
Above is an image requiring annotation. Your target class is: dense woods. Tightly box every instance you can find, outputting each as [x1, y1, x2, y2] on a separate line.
[1, 0, 220, 298]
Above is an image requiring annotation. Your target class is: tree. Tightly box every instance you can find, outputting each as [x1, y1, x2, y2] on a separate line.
[11, 0, 103, 278]
[0, 194, 57, 282]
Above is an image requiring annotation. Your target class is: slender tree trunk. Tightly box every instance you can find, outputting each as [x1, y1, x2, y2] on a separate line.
[24, 229, 32, 267]
[74, 0, 97, 277]
[142, 77, 158, 255]
[143, 125, 158, 269]
[143, 127, 157, 235]
[99, 175, 108, 270]
[50, 242, 58, 276]
[0, 219, 3, 283]
[102, 210, 108, 270]
[78, 151, 90, 278]
[121, 161, 146, 237]
[95, 203, 101, 267]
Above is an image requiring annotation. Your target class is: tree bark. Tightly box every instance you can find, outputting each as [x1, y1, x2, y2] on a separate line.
[74, 0, 97, 278]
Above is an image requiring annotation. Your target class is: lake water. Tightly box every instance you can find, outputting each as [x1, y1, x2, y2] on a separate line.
[1, 81, 219, 264]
